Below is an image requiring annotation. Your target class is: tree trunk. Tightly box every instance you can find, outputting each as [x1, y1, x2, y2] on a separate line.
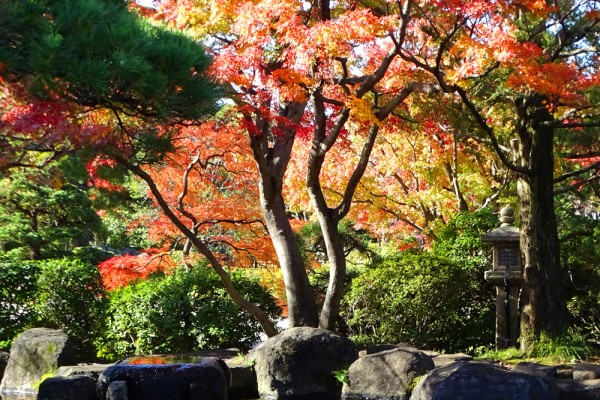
[514, 98, 569, 350]
[311, 201, 347, 331]
[259, 185, 319, 327]
[28, 213, 42, 260]
[248, 103, 319, 328]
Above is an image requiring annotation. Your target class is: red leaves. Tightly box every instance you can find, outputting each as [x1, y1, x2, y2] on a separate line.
[86, 156, 124, 192]
[97, 248, 177, 290]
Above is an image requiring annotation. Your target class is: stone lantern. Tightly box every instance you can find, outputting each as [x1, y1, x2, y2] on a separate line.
[482, 206, 522, 349]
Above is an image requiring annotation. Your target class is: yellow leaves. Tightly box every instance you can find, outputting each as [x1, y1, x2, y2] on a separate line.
[346, 95, 381, 126]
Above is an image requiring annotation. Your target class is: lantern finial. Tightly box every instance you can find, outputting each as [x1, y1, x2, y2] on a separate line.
[499, 206, 515, 226]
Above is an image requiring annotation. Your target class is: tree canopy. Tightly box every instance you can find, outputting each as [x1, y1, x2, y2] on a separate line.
[1, 0, 599, 350]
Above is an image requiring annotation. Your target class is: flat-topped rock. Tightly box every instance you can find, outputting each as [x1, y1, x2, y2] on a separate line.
[55, 364, 112, 380]
[512, 362, 557, 378]
[556, 378, 600, 400]
[97, 357, 230, 400]
[574, 364, 600, 381]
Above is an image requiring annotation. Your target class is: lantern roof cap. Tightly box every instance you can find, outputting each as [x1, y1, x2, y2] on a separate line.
[481, 225, 519, 242]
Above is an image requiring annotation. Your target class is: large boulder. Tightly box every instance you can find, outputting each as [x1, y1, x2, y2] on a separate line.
[342, 347, 434, 400]
[410, 362, 560, 400]
[96, 357, 230, 400]
[37, 375, 97, 400]
[0, 328, 75, 396]
[249, 327, 358, 400]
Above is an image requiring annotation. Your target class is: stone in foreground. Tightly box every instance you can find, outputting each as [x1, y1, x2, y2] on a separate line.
[38, 375, 97, 400]
[410, 361, 559, 400]
[556, 378, 600, 400]
[96, 357, 229, 400]
[0, 328, 75, 396]
[342, 347, 434, 400]
[249, 327, 358, 400]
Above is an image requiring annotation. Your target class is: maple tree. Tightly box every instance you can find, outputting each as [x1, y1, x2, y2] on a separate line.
[148, 0, 599, 342]
[389, 0, 600, 347]
[149, 0, 448, 330]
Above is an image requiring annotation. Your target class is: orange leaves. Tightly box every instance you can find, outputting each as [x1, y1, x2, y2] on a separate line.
[98, 248, 177, 290]
[505, 62, 586, 104]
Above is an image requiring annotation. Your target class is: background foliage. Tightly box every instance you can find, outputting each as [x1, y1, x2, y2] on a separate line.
[97, 262, 281, 360]
[343, 249, 495, 352]
[35, 258, 107, 360]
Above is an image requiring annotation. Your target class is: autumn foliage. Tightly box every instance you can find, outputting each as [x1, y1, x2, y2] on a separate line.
[97, 248, 177, 290]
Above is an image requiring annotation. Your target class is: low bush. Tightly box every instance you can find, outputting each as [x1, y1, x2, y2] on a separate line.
[97, 264, 281, 360]
[0, 259, 40, 349]
[36, 258, 108, 361]
[343, 250, 494, 352]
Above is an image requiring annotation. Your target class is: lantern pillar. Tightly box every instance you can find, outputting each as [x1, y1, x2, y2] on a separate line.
[482, 206, 522, 349]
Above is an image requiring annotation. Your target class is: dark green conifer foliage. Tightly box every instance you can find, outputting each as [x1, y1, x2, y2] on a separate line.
[0, 0, 219, 122]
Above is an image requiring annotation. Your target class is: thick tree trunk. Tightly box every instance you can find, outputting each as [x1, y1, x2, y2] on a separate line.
[248, 102, 319, 328]
[259, 186, 319, 327]
[515, 99, 569, 350]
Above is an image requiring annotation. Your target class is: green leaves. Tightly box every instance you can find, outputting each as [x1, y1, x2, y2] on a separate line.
[0, 260, 40, 346]
[0, 161, 101, 259]
[98, 264, 281, 360]
[343, 250, 495, 352]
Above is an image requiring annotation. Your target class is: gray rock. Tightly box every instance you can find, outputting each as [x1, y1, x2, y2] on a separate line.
[55, 364, 111, 380]
[573, 364, 600, 381]
[556, 378, 600, 400]
[107, 380, 128, 400]
[341, 348, 434, 400]
[410, 361, 560, 400]
[512, 362, 557, 378]
[37, 375, 97, 400]
[225, 360, 258, 399]
[96, 357, 229, 400]
[431, 353, 473, 368]
[0, 328, 75, 395]
[249, 327, 358, 400]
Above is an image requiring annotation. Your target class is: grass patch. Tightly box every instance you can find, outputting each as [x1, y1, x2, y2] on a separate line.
[473, 331, 593, 365]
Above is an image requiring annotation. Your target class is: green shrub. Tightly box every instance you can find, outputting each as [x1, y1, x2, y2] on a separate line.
[35, 259, 108, 361]
[98, 264, 281, 360]
[0, 259, 40, 348]
[343, 250, 494, 352]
